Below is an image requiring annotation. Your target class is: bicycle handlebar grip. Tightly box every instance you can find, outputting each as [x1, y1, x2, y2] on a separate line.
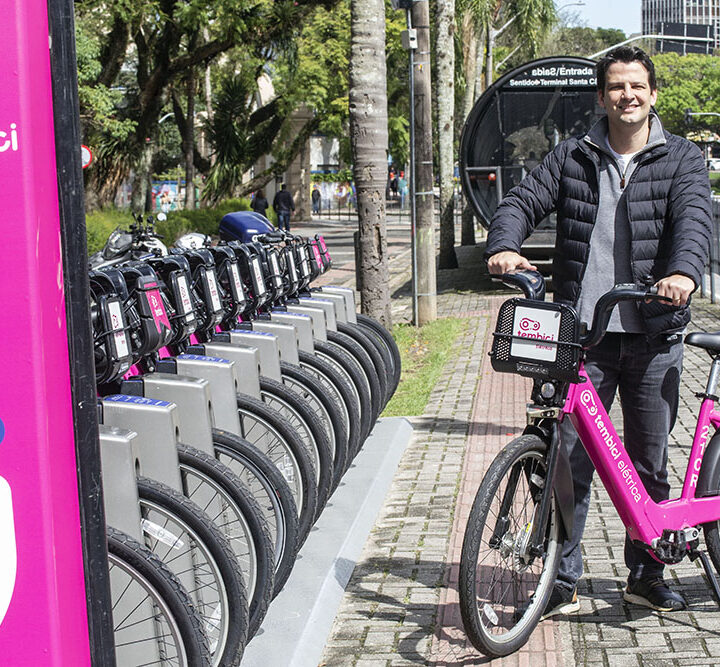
[495, 270, 546, 301]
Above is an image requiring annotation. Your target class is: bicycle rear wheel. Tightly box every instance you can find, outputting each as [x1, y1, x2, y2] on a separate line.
[211, 429, 299, 596]
[108, 526, 212, 667]
[459, 434, 562, 657]
[176, 444, 275, 638]
[355, 313, 401, 399]
[136, 477, 249, 666]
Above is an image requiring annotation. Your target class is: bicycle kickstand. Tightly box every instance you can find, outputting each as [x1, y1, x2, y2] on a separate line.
[691, 550, 720, 609]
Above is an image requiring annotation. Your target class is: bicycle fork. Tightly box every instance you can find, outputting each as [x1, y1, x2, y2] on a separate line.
[489, 417, 568, 564]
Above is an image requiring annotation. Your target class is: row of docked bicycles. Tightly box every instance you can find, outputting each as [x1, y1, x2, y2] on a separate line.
[88, 212, 401, 666]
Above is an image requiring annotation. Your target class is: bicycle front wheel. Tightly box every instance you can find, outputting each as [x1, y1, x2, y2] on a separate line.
[108, 526, 212, 667]
[459, 434, 562, 657]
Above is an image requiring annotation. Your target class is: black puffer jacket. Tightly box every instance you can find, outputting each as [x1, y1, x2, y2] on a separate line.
[485, 119, 712, 333]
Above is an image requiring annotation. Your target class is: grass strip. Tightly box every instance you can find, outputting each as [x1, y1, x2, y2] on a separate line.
[382, 317, 469, 417]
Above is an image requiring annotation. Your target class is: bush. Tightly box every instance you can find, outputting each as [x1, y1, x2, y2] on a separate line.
[85, 198, 260, 254]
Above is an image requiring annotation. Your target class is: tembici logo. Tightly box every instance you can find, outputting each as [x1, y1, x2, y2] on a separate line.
[0, 124, 19, 153]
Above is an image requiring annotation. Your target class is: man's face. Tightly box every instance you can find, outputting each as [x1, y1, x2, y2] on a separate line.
[598, 61, 657, 131]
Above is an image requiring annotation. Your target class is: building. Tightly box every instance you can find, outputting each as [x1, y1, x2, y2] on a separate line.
[642, 0, 720, 48]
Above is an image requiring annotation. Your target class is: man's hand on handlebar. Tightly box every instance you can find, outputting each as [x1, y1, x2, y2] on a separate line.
[653, 274, 695, 307]
[487, 251, 537, 275]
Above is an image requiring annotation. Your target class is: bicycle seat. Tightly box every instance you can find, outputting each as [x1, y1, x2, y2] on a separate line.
[685, 331, 720, 354]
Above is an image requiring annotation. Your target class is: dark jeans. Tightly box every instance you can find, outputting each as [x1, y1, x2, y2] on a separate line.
[278, 211, 290, 231]
[556, 332, 683, 590]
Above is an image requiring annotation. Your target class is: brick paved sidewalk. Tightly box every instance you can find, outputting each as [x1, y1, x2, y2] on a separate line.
[311, 226, 720, 666]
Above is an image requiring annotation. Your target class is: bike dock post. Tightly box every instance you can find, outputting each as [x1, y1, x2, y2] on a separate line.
[0, 0, 114, 663]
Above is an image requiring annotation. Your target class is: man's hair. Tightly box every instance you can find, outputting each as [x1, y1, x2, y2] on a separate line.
[596, 46, 657, 92]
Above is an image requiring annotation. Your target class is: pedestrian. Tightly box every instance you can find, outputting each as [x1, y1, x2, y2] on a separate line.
[397, 171, 408, 209]
[251, 189, 269, 218]
[311, 184, 321, 215]
[272, 183, 295, 232]
[390, 171, 399, 198]
[485, 46, 711, 616]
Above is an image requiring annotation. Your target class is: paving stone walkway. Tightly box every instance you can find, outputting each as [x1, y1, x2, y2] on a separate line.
[309, 221, 720, 666]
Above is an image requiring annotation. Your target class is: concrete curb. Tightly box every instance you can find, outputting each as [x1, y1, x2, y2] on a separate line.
[241, 417, 414, 667]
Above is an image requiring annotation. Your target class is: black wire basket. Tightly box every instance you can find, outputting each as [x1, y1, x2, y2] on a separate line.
[490, 298, 582, 382]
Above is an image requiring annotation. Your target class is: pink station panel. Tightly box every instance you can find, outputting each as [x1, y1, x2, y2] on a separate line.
[0, 1, 92, 664]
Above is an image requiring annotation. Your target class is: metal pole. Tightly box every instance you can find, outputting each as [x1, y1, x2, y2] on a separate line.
[407, 7, 419, 326]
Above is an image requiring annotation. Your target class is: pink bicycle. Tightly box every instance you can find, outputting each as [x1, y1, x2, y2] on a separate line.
[459, 271, 720, 657]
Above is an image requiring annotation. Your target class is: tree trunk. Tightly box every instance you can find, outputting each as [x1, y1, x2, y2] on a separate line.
[184, 66, 196, 210]
[461, 203, 476, 245]
[435, 0, 457, 270]
[475, 25, 487, 97]
[413, 0, 437, 324]
[460, 15, 478, 130]
[349, 0, 392, 329]
[131, 140, 153, 212]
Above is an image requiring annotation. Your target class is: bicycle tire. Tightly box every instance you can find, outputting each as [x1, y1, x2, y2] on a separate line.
[327, 329, 382, 422]
[297, 349, 361, 477]
[356, 312, 401, 398]
[279, 360, 349, 490]
[176, 444, 275, 638]
[259, 375, 333, 514]
[235, 393, 319, 542]
[314, 339, 373, 450]
[700, 453, 720, 584]
[108, 526, 212, 667]
[459, 434, 562, 657]
[337, 321, 390, 409]
[211, 428, 300, 596]
[136, 477, 249, 666]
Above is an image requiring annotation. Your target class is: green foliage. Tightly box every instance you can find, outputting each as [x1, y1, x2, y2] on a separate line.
[75, 20, 136, 143]
[537, 25, 626, 59]
[311, 169, 354, 183]
[85, 198, 253, 254]
[654, 53, 720, 136]
[382, 317, 470, 417]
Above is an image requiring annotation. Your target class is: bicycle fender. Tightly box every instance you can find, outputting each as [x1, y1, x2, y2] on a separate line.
[696, 429, 720, 497]
[524, 422, 574, 540]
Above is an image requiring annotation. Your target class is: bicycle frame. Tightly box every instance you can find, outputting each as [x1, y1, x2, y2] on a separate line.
[564, 362, 720, 548]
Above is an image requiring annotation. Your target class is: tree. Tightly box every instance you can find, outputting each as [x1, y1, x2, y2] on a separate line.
[75, 0, 338, 210]
[413, 0, 437, 324]
[349, 0, 392, 327]
[653, 53, 720, 136]
[435, 0, 458, 269]
[536, 26, 625, 60]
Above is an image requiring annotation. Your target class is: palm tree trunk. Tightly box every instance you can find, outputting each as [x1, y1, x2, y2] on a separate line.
[460, 15, 478, 128]
[413, 0, 437, 323]
[435, 0, 458, 270]
[184, 67, 196, 210]
[349, 0, 391, 328]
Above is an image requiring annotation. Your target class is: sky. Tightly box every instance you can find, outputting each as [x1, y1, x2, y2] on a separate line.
[563, 0, 642, 36]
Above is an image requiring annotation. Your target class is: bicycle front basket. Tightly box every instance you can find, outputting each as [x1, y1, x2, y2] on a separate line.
[491, 298, 581, 382]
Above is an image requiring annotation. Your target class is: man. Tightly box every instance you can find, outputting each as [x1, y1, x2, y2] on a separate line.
[311, 184, 321, 215]
[273, 183, 295, 231]
[485, 47, 711, 615]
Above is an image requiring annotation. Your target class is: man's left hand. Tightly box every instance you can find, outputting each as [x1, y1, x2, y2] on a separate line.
[655, 274, 696, 307]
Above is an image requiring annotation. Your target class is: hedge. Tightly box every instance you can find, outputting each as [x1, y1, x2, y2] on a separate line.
[84, 198, 272, 254]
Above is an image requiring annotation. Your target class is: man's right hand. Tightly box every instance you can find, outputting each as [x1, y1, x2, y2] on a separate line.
[487, 251, 537, 275]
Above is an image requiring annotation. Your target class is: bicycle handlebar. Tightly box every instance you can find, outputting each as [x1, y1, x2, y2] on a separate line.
[491, 269, 546, 301]
[496, 273, 675, 350]
[580, 284, 671, 349]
